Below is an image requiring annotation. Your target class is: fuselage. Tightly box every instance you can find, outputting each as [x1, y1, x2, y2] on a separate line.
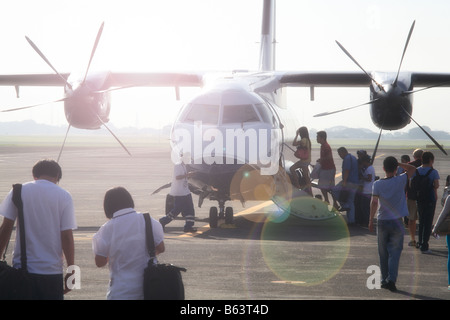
[169, 74, 298, 204]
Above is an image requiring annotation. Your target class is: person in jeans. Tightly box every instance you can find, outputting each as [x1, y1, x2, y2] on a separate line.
[416, 151, 440, 253]
[335, 147, 359, 225]
[432, 195, 450, 290]
[369, 156, 416, 292]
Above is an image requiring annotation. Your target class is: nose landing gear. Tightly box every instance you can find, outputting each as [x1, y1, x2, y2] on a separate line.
[209, 200, 234, 228]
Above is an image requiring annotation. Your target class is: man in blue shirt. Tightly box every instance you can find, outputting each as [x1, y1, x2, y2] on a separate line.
[416, 151, 440, 253]
[337, 147, 359, 224]
[370, 156, 416, 292]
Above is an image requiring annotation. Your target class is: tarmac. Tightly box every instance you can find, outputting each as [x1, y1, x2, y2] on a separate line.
[0, 136, 449, 304]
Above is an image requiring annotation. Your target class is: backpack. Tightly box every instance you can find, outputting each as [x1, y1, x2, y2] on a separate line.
[409, 168, 434, 202]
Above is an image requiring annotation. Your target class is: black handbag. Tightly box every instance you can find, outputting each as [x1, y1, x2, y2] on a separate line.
[0, 184, 33, 300]
[143, 213, 186, 300]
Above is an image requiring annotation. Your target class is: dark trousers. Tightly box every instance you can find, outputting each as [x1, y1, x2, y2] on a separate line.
[161, 194, 195, 228]
[417, 201, 436, 252]
[29, 273, 64, 300]
[357, 193, 371, 226]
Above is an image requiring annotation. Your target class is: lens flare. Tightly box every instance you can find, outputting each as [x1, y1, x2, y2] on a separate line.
[260, 214, 350, 286]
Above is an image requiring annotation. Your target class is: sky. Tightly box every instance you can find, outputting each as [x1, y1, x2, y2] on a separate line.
[1, 0, 450, 133]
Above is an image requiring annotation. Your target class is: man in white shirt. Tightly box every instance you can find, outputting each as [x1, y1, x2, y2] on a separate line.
[93, 187, 165, 300]
[359, 155, 375, 226]
[0, 159, 76, 299]
[159, 155, 197, 233]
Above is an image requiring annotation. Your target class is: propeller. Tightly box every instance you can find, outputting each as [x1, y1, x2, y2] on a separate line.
[19, 22, 133, 160]
[316, 21, 447, 157]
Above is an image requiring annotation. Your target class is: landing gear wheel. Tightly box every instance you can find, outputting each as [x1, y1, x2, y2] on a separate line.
[165, 194, 174, 215]
[225, 207, 233, 225]
[209, 207, 218, 228]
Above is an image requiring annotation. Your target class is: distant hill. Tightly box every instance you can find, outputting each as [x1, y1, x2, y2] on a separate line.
[0, 120, 166, 136]
[0, 120, 449, 140]
[311, 126, 450, 140]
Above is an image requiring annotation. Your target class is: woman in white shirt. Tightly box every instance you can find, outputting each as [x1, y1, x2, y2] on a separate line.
[93, 187, 165, 300]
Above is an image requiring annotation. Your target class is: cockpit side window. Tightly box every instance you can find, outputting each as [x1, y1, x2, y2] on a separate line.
[181, 104, 219, 125]
[222, 104, 260, 124]
[254, 103, 274, 126]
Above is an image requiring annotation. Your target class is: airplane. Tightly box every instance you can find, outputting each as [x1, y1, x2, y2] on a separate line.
[0, 0, 448, 226]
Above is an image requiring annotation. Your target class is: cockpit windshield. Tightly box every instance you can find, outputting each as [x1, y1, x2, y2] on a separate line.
[181, 104, 219, 125]
[222, 104, 260, 124]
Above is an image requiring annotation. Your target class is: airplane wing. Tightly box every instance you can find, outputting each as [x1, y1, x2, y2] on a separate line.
[279, 71, 370, 87]
[411, 72, 450, 87]
[0, 72, 204, 88]
[278, 71, 450, 88]
[106, 72, 204, 88]
[0, 74, 69, 86]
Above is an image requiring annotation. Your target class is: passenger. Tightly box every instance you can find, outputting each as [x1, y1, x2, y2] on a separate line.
[315, 130, 336, 207]
[369, 156, 416, 292]
[410, 148, 423, 167]
[0, 159, 76, 299]
[397, 155, 410, 229]
[333, 147, 359, 225]
[396, 155, 410, 176]
[416, 151, 440, 254]
[160, 152, 197, 233]
[358, 155, 375, 227]
[355, 150, 368, 225]
[432, 195, 450, 291]
[92, 187, 165, 300]
[290, 126, 312, 195]
[406, 149, 423, 247]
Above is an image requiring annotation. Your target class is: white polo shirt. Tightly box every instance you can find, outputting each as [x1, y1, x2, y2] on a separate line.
[92, 209, 164, 300]
[169, 162, 190, 196]
[0, 179, 76, 274]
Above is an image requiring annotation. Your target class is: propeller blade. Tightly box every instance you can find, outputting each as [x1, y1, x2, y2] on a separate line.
[402, 80, 450, 95]
[393, 20, 416, 87]
[335, 40, 385, 92]
[151, 183, 172, 195]
[401, 106, 448, 155]
[25, 36, 72, 90]
[83, 22, 105, 84]
[1, 98, 67, 112]
[313, 98, 379, 117]
[96, 114, 132, 156]
[57, 125, 71, 163]
[370, 127, 383, 165]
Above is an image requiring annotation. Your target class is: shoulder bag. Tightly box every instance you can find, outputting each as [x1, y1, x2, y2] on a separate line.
[0, 184, 33, 299]
[143, 213, 186, 300]
[434, 216, 450, 236]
